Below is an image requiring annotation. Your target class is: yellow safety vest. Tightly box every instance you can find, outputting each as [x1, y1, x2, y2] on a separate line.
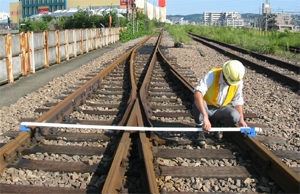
[203, 68, 239, 107]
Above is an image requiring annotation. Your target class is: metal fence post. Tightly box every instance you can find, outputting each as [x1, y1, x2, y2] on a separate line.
[90, 29, 94, 51]
[100, 28, 103, 48]
[5, 34, 13, 84]
[29, 31, 35, 73]
[80, 29, 83, 55]
[44, 31, 49, 68]
[65, 29, 69, 61]
[20, 32, 27, 77]
[55, 30, 60, 64]
[86, 29, 89, 53]
[73, 29, 77, 58]
[25, 32, 30, 73]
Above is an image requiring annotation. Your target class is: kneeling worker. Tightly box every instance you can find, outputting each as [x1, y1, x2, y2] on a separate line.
[193, 60, 248, 146]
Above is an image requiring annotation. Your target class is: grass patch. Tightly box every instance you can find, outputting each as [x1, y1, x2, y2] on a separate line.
[164, 25, 300, 62]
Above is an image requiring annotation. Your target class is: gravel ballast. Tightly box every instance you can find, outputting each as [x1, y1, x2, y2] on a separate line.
[0, 32, 299, 192]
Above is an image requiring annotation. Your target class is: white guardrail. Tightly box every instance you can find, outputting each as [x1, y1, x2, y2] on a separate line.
[0, 27, 126, 84]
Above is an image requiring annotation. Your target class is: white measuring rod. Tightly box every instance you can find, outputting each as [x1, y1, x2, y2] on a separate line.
[20, 122, 262, 136]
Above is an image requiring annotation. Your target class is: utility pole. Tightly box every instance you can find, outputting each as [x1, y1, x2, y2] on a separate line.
[259, 6, 261, 31]
[132, 0, 135, 34]
[265, 14, 268, 31]
[127, 0, 129, 22]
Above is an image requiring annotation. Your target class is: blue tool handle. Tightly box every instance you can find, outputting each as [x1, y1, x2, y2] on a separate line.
[20, 125, 30, 132]
[240, 127, 256, 137]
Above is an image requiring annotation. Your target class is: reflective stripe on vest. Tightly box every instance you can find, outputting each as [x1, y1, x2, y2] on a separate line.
[203, 68, 239, 107]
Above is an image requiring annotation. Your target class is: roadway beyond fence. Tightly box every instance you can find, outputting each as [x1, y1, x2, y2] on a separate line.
[0, 27, 126, 85]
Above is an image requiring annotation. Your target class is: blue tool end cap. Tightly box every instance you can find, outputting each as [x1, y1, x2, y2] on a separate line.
[240, 127, 256, 137]
[20, 125, 30, 132]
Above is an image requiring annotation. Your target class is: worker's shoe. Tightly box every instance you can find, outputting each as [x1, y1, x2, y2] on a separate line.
[195, 131, 206, 146]
[215, 131, 223, 140]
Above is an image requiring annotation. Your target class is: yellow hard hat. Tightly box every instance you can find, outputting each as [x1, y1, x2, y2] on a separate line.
[222, 60, 245, 86]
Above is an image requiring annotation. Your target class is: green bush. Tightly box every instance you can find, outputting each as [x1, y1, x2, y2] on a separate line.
[119, 9, 156, 42]
[164, 24, 192, 43]
[64, 8, 125, 29]
[19, 18, 49, 31]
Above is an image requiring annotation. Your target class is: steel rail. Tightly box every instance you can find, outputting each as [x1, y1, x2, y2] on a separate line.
[136, 31, 197, 192]
[189, 34, 300, 90]
[139, 32, 164, 126]
[288, 46, 300, 54]
[140, 31, 300, 193]
[0, 34, 154, 172]
[189, 32, 300, 73]
[139, 45, 195, 125]
[135, 32, 164, 193]
[101, 131, 132, 193]
[101, 33, 162, 193]
[233, 133, 300, 193]
[157, 47, 195, 98]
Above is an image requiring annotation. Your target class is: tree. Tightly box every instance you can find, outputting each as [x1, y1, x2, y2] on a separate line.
[42, 15, 55, 23]
[63, 8, 126, 29]
[19, 18, 49, 31]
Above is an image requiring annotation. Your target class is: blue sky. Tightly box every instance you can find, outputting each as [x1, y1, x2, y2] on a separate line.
[166, 0, 300, 15]
[1, 0, 299, 15]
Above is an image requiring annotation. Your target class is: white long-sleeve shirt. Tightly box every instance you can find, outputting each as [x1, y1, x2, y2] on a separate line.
[194, 70, 244, 107]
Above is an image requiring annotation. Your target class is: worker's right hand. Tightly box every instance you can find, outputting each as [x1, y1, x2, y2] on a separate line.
[202, 117, 211, 131]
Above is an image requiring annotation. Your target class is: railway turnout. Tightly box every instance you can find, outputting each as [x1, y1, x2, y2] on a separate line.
[0, 30, 299, 193]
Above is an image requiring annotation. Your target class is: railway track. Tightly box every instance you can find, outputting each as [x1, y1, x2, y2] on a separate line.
[288, 46, 300, 54]
[188, 32, 300, 91]
[0, 30, 299, 193]
[279, 45, 300, 54]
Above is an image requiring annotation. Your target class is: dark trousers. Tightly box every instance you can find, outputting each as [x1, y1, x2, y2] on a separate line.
[192, 101, 241, 127]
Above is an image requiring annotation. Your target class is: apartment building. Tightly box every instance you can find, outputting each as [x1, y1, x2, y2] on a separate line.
[0, 12, 10, 22]
[268, 13, 294, 31]
[204, 12, 244, 28]
[0, 12, 11, 29]
[262, 3, 295, 31]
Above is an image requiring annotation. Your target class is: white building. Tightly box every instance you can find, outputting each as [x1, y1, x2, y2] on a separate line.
[0, 12, 10, 23]
[204, 12, 244, 28]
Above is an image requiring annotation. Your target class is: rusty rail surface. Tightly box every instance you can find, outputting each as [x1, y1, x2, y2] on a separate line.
[0, 33, 154, 172]
[233, 133, 300, 193]
[134, 30, 299, 193]
[143, 33, 298, 193]
[101, 32, 163, 193]
[1, 30, 299, 194]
